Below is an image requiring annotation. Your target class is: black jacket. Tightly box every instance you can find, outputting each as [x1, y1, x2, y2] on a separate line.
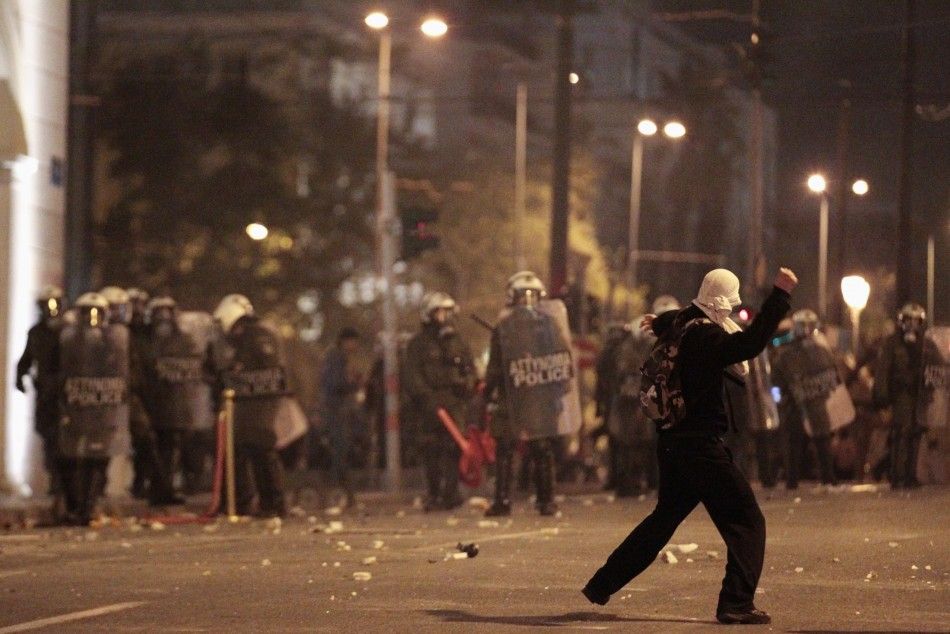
[653, 286, 791, 435]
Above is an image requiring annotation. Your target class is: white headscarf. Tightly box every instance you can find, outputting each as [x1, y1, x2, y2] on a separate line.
[692, 269, 748, 376]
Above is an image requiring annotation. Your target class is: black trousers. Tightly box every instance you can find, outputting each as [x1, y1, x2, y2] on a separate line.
[585, 435, 766, 612]
[59, 457, 109, 523]
[422, 433, 461, 505]
[235, 444, 286, 516]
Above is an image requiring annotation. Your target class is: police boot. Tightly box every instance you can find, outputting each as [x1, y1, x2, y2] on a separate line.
[485, 449, 512, 517]
[535, 442, 558, 516]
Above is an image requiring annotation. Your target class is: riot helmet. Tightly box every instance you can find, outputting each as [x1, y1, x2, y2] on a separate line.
[506, 270, 547, 308]
[147, 296, 178, 324]
[420, 291, 457, 325]
[898, 303, 926, 343]
[100, 286, 131, 324]
[651, 294, 681, 316]
[37, 284, 64, 321]
[127, 288, 150, 325]
[791, 309, 820, 339]
[75, 292, 110, 328]
[214, 294, 254, 334]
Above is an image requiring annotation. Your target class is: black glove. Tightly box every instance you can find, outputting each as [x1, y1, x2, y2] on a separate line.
[15, 375, 26, 393]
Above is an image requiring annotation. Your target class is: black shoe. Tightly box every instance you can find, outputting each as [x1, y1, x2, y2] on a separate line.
[716, 608, 771, 625]
[581, 585, 609, 606]
[484, 501, 511, 517]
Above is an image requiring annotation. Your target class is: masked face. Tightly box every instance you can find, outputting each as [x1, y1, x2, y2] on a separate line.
[901, 317, 924, 343]
[431, 307, 452, 325]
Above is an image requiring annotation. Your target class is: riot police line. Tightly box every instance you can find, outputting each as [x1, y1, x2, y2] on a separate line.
[15, 286, 307, 525]
[14, 281, 949, 526]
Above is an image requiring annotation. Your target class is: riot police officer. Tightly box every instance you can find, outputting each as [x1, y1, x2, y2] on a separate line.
[485, 272, 575, 517]
[126, 287, 161, 499]
[213, 294, 288, 517]
[771, 309, 840, 488]
[141, 296, 203, 505]
[873, 303, 938, 488]
[58, 292, 129, 525]
[404, 292, 476, 512]
[15, 285, 67, 496]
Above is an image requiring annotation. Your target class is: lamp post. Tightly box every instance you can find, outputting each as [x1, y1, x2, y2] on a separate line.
[365, 11, 446, 491]
[841, 275, 870, 357]
[628, 118, 685, 288]
[806, 174, 832, 319]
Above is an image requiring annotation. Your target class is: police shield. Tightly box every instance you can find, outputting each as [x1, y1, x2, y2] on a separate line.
[496, 304, 574, 440]
[59, 323, 129, 458]
[147, 321, 207, 431]
[918, 327, 950, 429]
[177, 311, 216, 431]
[538, 299, 583, 436]
[745, 352, 780, 432]
[608, 332, 654, 442]
[790, 339, 855, 436]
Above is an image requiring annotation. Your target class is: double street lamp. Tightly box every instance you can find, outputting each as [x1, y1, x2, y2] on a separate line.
[628, 117, 686, 287]
[364, 11, 447, 491]
[806, 173, 868, 319]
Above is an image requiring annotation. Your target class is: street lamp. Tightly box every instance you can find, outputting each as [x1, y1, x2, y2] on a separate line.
[851, 179, 869, 196]
[629, 118, 685, 287]
[841, 275, 870, 356]
[364, 11, 446, 491]
[807, 173, 830, 318]
[245, 222, 268, 241]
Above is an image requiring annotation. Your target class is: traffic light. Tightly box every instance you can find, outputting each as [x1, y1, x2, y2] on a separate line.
[400, 205, 440, 260]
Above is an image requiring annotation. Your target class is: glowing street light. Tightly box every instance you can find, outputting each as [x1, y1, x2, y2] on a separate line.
[663, 121, 687, 139]
[568, 72, 580, 85]
[841, 275, 871, 356]
[245, 222, 268, 241]
[807, 173, 827, 194]
[637, 119, 658, 136]
[364, 11, 389, 30]
[420, 17, 448, 38]
[851, 178, 869, 196]
[628, 117, 686, 287]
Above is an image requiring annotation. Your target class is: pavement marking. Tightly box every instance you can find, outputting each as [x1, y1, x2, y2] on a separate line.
[0, 601, 146, 633]
[411, 527, 567, 552]
[0, 570, 28, 579]
[0, 534, 41, 542]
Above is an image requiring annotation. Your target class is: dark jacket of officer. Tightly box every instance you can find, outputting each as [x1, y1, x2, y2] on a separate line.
[651, 287, 791, 436]
[404, 323, 475, 434]
[873, 332, 939, 426]
[16, 321, 62, 432]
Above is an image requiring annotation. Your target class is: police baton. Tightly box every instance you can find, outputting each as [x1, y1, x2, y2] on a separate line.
[468, 313, 495, 332]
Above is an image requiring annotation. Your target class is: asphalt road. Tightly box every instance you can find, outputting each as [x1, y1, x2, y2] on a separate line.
[0, 485, 947, 633]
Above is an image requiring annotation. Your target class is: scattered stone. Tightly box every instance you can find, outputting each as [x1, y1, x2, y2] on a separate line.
[606, 495, 616, 503]
[353, 571, 372, 581]
[888, 541, 899, 548]
[202, 570, 211, 576]
[396, 511, 406, 518]
[288, 506, 307, 518]
[793, 497, 801, 504]
[925, 565, 932, 571]
[866, 571, 877, 580]
[446, 517, 459, 527]
[149, 521, 166, 531]
[912, 565, 919, 570]
[457, 542, 479, 558]
[120, 541, 132, 549]
[582, 499, 594, 506]
[676, 543, 699, 554]
[833, 557, 841, 563]
[361, 556, 377, 565]
[795, 567, 804, 573]
[468, 497, 490, 510]
[333, 562, 341, 568]
[203, 523, 219, 533]
[660, 551, 678, 564]
[686, 558, 694, 563]
[325, 507, 342, 517]
[706, 551, 720, 559]
[261, 559, 272, 567]
[372, 540, 385, 550]
[478, 520, 500, 529]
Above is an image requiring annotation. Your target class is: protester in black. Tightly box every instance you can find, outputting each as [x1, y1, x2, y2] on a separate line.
[583, 267, 797, 626]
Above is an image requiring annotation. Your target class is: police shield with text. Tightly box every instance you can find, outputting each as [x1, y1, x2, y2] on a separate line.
[16, 285, 67, 496]
[404, 292, 476, 511]
[485, 271, 574, 517]
[58, 293, 130, 525]
[213, 294, 288, 517]
[141, 297, 206, 505]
